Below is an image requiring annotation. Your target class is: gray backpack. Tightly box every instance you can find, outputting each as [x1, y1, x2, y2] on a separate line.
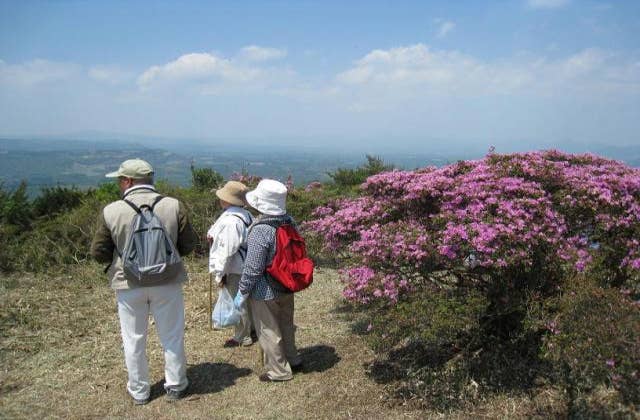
[120, 196, 184, 286]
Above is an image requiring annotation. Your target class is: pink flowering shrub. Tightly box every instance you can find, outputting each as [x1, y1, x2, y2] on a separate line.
[305, 150, 640, 411]
[304, 150, 640, 304]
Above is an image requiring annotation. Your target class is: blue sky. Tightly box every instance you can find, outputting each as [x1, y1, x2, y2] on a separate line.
[1, 0, 639, 152]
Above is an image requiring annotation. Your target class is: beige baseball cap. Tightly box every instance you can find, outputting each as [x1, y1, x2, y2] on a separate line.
[105, 159, 154, 179]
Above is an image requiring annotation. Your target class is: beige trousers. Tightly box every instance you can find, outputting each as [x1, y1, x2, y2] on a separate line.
[250, 293, 301, 381]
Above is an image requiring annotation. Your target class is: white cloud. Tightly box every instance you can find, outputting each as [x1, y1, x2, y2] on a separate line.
[238, 45, 287, 62]
[526, 0, 570, 10]
[334, 44, 640, 112]
[137, 52, 261, 88]
[88, 66, 132, 85]
[0, 59, 80, 87]
[336, 44, 473, 88]
[436, 20, 456, 38]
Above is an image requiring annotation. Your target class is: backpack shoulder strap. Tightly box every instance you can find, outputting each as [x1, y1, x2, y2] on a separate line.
[229, 213, 250, 227]
[123, 195, 164, 214]
[251, 219, 283, 229]
[122, 199, 142, 214]
[149, 195, 165, 211]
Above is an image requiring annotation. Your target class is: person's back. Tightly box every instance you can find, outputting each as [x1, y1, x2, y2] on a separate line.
[236, 179, 303, 382]
[90, 158, 197, 405]
[207, 181, 255, 346]
[98, 187, 192, 289]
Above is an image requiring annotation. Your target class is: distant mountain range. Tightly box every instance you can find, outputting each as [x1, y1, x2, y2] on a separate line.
[1, 136, 639, 197]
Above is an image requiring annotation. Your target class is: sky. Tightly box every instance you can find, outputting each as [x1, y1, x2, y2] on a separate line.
[0, 0, 639, 152]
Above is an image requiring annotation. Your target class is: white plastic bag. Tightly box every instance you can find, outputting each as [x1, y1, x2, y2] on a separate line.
[212, 287, 243, 329]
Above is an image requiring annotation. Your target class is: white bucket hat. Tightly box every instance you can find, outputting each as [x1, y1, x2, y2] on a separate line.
[245, 179, 287, 216]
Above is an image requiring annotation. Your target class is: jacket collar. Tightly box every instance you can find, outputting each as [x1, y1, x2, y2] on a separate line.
[123, 184, 156, 198]
[223, 206, 253, 225]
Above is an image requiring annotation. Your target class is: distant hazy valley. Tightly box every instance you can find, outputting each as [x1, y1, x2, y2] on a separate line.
[2, 136, 639, 197]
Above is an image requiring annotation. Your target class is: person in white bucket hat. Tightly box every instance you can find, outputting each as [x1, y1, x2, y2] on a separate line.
[235, 179, 303, 381]
[245, 179, 287, 216]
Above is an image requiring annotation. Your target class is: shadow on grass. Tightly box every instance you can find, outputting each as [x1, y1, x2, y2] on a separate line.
[367, 334, 550, 393]
[296, 344, 341, 373]
[149, 362, 252, 400]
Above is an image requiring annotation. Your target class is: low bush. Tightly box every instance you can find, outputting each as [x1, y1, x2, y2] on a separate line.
[361, 284, 551, 410]
[32, 186, 84, 218]
[11, 196, 104, 272]
[327, 155, 394, 188]
[543, 275, 640, 415]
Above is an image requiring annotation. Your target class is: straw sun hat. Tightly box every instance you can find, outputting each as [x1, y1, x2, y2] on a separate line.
[215, 181, 249, 207]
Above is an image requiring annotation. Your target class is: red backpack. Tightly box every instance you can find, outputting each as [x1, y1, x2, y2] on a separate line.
[264, 223, 314, 292]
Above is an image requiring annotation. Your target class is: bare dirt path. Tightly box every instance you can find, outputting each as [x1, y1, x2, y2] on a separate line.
[0, 263, 423, 419]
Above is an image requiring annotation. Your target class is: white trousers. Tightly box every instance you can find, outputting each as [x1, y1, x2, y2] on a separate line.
[116, 282, 188, 400]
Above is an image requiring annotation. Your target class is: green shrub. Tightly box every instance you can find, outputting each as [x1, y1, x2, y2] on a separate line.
[366, 285, 488, 354]
[1, 181, 32, 230]
[89, 182, 120, 203]
[543, 275, 640, 415]
[327, 155, 393, 187]
[190, 164, 223, 191]
[12, 196, 103, 272]
[362, 284, 551, 410]
[32, 186, 84, 218]
[156, 180, 219, 256]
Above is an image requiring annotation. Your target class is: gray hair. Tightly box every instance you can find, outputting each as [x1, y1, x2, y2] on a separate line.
[132, 176, 154, 185]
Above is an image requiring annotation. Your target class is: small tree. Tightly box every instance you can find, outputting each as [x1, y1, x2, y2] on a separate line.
[32, 186, 84, 218]
[327, 155, 394, 188]
[190, 164, 223, 191]
[1, 181, 32, 230]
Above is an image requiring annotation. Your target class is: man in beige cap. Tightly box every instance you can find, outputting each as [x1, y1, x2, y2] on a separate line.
[90, 158, 198, 405]
[207, 181, 254, 346]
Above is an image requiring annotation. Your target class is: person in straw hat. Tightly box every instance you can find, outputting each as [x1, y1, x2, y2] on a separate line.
[234, 179, 303, 382]
[207, 181, 254, 347]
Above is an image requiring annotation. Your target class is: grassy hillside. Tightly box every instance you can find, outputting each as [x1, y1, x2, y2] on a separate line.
[1, 153, 639, 417]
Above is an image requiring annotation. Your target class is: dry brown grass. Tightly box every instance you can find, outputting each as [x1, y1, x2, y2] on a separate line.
[1, 261, 424, 419]
[0, 260, 568, 419]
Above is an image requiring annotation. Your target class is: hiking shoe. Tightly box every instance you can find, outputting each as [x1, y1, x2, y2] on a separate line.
[165, 388, 187, 402]
[223, 338, 241, 348]
[224, 337, 253, 348]
[258, 373, 275, 382]
[132, 396, 149, 406]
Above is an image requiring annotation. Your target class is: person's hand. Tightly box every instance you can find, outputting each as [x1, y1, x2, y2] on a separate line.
[215, 275, 225, 288]
[233, 292, 248, 311]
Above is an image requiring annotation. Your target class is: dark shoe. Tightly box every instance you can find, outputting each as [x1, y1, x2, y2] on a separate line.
[223, 338, 241, 348]
[291, 362, 304, 373]
[258, 373, 274, 382]
[133, 396, 149, 406]
[224, 337, 252, 347]
[166, 388, 187, 402]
